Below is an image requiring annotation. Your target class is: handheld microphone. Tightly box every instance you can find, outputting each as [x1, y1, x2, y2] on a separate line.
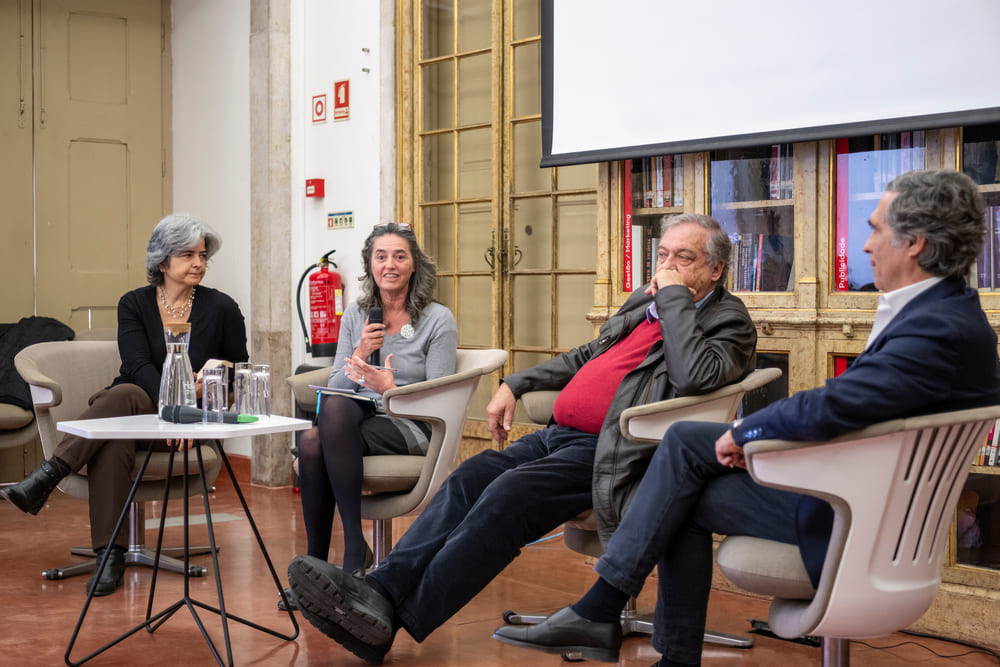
[160, 405, 258, 424]
[368, 307, 383, 366]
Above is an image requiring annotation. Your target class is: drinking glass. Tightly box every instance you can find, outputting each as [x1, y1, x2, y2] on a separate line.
[251, 364, 271, 417]
[233, 362, 252, 414]
[202, 367, 227, 423]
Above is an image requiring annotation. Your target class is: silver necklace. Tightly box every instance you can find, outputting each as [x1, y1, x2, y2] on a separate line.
[400, 322, 415, 339]
[159, 286, 195, 317]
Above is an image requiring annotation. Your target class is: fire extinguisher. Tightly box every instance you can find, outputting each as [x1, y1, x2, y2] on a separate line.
[296, 250, 343, 358]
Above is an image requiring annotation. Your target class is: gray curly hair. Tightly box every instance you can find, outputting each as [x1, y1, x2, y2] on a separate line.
[659, 212, 732, 286]
[885, 170, 984, 280]
[357, 223, 438, 325]
[145, 213, 221, 285]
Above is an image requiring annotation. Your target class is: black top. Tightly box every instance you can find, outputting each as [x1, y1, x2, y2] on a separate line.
[113, 285, 249, 403]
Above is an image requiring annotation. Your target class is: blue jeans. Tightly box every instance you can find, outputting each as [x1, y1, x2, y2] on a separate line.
[370, 425, 598, 641]
[594, 421, 801, 664]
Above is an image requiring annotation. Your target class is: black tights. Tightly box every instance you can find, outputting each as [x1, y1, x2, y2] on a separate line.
[297, 395, 370, 572]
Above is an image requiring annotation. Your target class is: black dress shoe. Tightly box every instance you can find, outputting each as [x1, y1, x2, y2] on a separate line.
[87, 546, 126, 597]
[288, 555, 395, 664]
[0, 460, 66, 515]
[492, 606, 622, 662]
[277, 587, 298, 612]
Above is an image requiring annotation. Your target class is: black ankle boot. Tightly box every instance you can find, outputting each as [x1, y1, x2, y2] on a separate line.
[0, 459, 68, 515]
[87, 546, 126, 597]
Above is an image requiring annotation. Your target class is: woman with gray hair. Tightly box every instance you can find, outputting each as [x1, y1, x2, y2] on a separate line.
[282, 222, 457, 610]
[1, 214, 248, 597]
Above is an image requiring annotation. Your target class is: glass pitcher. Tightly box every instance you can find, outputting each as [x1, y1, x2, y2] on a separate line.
[158, 322, 197, 415]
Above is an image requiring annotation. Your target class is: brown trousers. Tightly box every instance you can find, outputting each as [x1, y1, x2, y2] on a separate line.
[53, 383, 164, 550]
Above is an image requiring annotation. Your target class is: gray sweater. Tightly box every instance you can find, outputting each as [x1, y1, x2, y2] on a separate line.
[327, 301, 458, 409]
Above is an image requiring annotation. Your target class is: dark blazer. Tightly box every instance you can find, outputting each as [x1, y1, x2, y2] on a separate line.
[733, 277, 1000, 585]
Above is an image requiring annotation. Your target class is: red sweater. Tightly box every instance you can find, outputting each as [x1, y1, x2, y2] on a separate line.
[553, 318, 662, 434]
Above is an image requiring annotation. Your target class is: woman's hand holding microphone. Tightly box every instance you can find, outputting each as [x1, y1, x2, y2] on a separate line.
[347, 310, 396, 393]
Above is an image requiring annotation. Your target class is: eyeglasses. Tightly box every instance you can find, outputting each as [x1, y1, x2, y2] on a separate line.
[374, 222, 412, 231]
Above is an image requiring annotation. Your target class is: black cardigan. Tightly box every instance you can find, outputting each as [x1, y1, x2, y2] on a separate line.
[113, 285, 249, 403]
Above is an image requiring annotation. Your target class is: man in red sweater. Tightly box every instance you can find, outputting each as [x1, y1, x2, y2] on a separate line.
[287, 213, 758, 664]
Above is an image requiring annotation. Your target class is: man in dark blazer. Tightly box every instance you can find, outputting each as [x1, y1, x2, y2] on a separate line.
[493, 169, 1000, 667]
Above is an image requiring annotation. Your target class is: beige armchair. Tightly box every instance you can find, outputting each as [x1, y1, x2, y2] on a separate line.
[287, 348, 508, 561]
[716, 405, 1000, 666]
[0, 407, 38, 477]
[14, 340, 222, 580]
[503, 367, 783, 650]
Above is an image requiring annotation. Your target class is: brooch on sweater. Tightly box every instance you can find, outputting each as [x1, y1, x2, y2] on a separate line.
[400, 323, 415, 339]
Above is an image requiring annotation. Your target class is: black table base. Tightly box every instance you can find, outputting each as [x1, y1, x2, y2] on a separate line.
[65, 443, 299, 666]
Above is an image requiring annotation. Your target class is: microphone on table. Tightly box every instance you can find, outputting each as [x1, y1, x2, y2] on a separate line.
[160, 405, 259, 424]
[368, 306, 383, 366]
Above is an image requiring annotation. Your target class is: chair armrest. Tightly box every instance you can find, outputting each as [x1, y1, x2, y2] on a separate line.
[285, 366, 333, 413]
[382, 366, 487, 419]
[13, 353, 62, 408]
[620, 386, 745, 443]
[520, 390, 561, 426]
[743, 404, 1000, 489]
[620, 367, 783, 443]
[382, 349, 507, 416]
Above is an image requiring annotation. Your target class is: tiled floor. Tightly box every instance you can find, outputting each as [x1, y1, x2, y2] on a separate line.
[1, 456, 997, 666]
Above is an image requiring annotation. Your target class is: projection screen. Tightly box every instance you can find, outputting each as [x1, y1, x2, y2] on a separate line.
[541, 0, 1000, 166]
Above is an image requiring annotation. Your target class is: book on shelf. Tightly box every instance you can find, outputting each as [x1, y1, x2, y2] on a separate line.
[971, 420, 1000, 466]
[833, 355, 857, 378]
[643, 158, 654, 207]
[672, 155, 684, 206]
[768, 144, 793, 200]
[834, 138, 851, 291]
[993, 207, 1000, 290]
[900, 131, 912, 173]
[661, 156, 673, 207]
[645, 231, 656, 285]
[633, 155, 683, 210]
[781, 144, 793, 199]
[977, 205, 1000, 290]
[911, 130, 926, 171]
[631, 223, 644, 289]
[770, 145, 780, 200]
[988, 420, 1000, 466]
[978, 207, 992, 288]
[728, 233, 794, 292]
[623, 159, 634, 292]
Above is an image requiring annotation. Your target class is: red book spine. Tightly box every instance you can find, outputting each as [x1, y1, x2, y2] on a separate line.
[623, 160, 633, 293]
[835, 138, 850, 291]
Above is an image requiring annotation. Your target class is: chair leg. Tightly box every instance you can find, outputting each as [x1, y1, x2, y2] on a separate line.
[822, 637, 849, 667]
[372, 517, 392, 564]
[45, 500, 215, 580]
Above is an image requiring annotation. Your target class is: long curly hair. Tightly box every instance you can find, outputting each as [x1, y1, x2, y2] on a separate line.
[356, 223, 438, 325]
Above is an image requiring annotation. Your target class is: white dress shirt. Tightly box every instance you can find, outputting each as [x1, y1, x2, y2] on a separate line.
[864, 276, 944, 350]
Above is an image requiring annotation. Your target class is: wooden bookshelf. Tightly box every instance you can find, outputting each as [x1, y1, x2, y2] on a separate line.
[594, 123, 1000, 649]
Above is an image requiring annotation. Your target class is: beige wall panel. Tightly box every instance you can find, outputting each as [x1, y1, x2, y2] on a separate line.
[34, 0, 162, 330]
[67, 140, 129, 278]
[0, 0, 35, 321]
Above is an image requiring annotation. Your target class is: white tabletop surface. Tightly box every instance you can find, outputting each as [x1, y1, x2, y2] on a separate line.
[57, 413, 312, 440]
